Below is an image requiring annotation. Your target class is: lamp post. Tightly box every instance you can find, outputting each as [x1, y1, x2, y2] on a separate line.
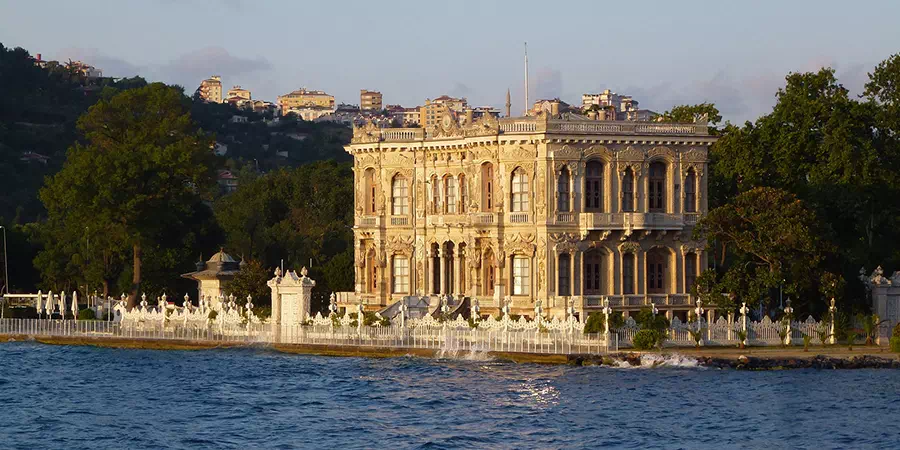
[783, 299, 794, 346]
[0, 225, 8, 297]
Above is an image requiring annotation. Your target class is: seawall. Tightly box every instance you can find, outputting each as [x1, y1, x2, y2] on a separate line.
[2, 334, 897, 369]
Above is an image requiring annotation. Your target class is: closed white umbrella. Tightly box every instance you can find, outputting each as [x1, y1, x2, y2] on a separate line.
[71, 291, 79, 320]
[35, 291, 43, 317]
[46, 291, 53, 317]
[59, 291, 66, 319]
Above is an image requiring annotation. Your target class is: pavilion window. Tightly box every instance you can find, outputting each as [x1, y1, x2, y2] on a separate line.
[512, 256, 530, 296]
[622, 253, 635, 295]
[685, 252, 697, 293]
[431, 175, 440, 214]
[647, 249, 666, 294]
[684, 169, 696, 213]
[585, 161, 603, 212]
[444, 176, 457, 214]
[583, 250, 602, 295]
[481, 163, 494, 212]
[391, 176, 408, 216]
[649, 162, 666, 212]
[392, 256, 409, 294]
[557, 167, 570, 212]
[622, 168, 634, 212]
[511, 169, 529, 212]
[558, 254, 571, 296]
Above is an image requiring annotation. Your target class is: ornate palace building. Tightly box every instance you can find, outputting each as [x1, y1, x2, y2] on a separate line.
[343, 108, 716, 320]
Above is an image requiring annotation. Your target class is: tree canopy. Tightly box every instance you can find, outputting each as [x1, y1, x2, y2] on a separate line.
[38, 83, 217, 305]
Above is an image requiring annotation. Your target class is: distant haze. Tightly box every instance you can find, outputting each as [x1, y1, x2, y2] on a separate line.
[2, 0, 898, 123]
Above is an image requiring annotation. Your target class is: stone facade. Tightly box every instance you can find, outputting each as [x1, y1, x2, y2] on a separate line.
[344, 112, 716, 319]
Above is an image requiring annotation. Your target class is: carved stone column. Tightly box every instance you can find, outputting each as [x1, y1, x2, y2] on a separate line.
[439, 246, 447, 295]
[453, 247, 462, 296]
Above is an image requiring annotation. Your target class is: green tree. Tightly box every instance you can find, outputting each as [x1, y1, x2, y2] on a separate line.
[706, 61, 900, 313]
[214, 161, 354, 295]
[224, 259, 272, 307]
[659, 102, 723, 131]
[694, 187, 830, 311]
[39, 83, 216, 307]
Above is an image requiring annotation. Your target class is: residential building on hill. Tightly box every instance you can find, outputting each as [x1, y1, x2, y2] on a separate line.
[581, 89, 656, 121]
[419, 95, 468, 129]
[226, 86, 251, 101]
[277, 88, 335, 117]
[343, 110, 715, 321]
[360, 90, 383, 111]
[198, 76, 223, 103]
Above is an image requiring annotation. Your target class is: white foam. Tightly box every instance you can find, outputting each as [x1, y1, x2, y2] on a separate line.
[606, 353, 702, 369]
[436, 340, 495, 361]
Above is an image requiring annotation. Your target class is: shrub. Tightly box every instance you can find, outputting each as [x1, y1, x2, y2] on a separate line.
[252, 307, 271, 320]
[330, 315, 341, 328]
[891, 336, 900, 353]
[208, 310, 218, 320]
[584, 313, 604, 334]
[846, 332, 857, 351]
[467, 317, 479, 329]
[893, 323, 900, 338]
[632, 329, 660, 351]
[77, 309, 96, 320]
[635, 307, 669, 332]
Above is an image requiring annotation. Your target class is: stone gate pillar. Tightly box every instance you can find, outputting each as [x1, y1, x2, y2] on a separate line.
[268, 266, 317, 326]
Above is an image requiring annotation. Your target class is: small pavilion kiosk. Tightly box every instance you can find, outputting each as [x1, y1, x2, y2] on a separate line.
[181, 249, 243, 308]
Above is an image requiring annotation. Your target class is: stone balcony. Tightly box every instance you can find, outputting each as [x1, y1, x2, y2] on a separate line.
[577, 212, 690, 230]
[583, 294, 693, 309]
[353, 117, 710, 144]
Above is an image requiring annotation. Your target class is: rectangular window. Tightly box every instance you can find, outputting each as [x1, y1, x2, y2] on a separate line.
[685, 253, 697, 293]
[622, 254, 634, 295]
[392, 256, 409, 294]
[512, 256, 530, 296]
[392, 178, 408, 215]
[558, 254, 571, 296]
[445, 177, 457, 214]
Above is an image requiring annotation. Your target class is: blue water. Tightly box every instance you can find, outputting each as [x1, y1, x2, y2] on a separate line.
[0, 342, 898, 449]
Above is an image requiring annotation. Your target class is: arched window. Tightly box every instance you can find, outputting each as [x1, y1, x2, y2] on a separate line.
[583, 250, 602, 295]
[685, 252, 698, 292]
[364, 168, 376, 215]
[684, 169, 696, 213]
[622, 168, 635, 212]
[459, 175, 467, 214]
[585, 161, 603, 211]
[391, 175, 408, 216]
[647, 248, 667, 294]
[430, 175, 440, 214]
[481, 163, 494, 212]
[649, 162, 666, 212]
[558, 253, 571, 296]
[444, 176, 457, 214]
[511, 168, 529, 212]
[392, 255, 409, 294]
[622, 252, 635, 295]
[557, 167, 570, 212]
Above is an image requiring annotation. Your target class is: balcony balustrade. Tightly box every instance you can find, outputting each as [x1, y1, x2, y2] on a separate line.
[583, 294, 695, 309]
[390, 216, 409, 226]
[507, 212, 531, 224]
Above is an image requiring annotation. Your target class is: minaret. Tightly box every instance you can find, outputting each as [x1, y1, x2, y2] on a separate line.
[524, 42, 529, 115]
[505, 88, 511, 117]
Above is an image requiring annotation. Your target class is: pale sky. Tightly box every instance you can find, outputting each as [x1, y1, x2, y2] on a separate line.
[2, 0, 898, 123]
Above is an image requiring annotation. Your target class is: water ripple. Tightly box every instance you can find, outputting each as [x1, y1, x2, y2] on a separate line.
[0, 342, 897, 449]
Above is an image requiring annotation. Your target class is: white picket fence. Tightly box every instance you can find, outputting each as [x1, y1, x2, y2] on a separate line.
[0, 313, 892, 354]
[615, 315, 893, 347]
[0, 318, 613, 355]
